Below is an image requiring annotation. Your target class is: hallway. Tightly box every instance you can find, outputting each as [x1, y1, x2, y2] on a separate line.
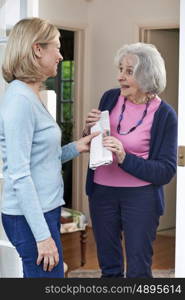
[61, 227, 175, 273]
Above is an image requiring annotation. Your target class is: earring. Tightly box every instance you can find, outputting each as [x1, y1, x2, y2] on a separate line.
[146, 93, 156, 102]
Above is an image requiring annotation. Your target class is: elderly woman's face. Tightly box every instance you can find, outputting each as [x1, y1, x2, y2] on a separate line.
[117, 54, 145, 102]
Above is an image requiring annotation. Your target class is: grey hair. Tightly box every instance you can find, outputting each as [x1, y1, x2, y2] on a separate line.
[114, 42, 166, 94]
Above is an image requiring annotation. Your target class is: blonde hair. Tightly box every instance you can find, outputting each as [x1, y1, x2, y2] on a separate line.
[2, 17, 60, 83]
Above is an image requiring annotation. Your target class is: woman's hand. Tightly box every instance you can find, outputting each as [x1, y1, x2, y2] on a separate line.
[75, 131, 100, 153]
[36, 236, 59, 272]
[103, 135, 126, 164]
[82, 109, 101, 136]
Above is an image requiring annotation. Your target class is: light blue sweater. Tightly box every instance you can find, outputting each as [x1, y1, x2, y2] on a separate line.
[0, 80, 79, 241]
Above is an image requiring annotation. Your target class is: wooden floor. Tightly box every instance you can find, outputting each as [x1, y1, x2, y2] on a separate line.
[61, 227, 175, 272]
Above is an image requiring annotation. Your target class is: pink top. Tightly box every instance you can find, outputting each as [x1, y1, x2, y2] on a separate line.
[94, 95, 161, 187]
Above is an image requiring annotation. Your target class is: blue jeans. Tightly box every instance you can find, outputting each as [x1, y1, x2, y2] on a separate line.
[89, 184, 160, 278]
[1, 206, 64, 278]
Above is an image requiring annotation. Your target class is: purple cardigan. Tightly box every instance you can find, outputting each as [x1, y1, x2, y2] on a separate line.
[86, 88, 177, 215]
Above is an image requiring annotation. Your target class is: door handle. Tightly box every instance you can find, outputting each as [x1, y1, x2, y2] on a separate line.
[178, 146, 185, 166]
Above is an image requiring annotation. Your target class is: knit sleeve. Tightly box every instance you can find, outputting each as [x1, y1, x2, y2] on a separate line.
[61, 142, 80, 164]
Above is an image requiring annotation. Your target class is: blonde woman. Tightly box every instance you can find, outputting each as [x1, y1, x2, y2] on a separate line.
[0, 18, 98, 278]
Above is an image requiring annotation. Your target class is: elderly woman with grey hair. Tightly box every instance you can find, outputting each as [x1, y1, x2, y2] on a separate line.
[83, 43, 177, 278]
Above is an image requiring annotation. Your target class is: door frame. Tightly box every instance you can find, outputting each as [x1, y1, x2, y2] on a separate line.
[56, 21, 90, 213]
[139, 24, 179, 41]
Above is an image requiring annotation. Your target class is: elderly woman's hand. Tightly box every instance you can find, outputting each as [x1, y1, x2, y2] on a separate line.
[82, 109, 101, 136]
[103, 135, 126, 164]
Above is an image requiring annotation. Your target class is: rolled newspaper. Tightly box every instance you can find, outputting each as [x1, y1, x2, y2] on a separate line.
[89, 110, 113, 170]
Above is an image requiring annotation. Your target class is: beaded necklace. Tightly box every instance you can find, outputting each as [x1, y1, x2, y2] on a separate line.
[117, 97, 150, 135]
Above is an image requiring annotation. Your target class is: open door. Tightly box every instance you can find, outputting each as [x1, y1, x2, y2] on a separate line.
[175, 0, 185, 278]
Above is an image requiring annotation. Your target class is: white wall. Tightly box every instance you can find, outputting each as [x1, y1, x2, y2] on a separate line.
[39, 0, 88, 27]
[87, 0, 180, 109]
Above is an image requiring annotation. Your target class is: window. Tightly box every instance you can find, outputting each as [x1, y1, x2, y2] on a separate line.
[0, 0, 27, 38]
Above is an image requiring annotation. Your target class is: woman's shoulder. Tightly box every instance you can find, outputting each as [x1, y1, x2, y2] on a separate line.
[152, 100, 177, 132]
[5, 80, 33, 99]
[102, 88, 120, 98]
[0, 81, 36, 118]
[157, 100, 177, 119]
[99, 88, 120, 109]
[2, 80, 39, 109]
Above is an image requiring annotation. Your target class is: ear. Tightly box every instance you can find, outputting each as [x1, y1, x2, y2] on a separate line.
[32, 43, 43, 58]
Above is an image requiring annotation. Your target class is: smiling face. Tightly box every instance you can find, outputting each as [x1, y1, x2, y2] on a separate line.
[36, 35, 63, 79]
[117, 54, 146, 103]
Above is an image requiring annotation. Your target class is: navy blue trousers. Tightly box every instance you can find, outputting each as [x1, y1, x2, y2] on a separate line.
[89, 184, 160, 278]
[1, 206, 64, 278]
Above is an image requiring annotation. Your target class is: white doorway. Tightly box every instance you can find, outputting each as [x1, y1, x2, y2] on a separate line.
[140, 27, 179, 236]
